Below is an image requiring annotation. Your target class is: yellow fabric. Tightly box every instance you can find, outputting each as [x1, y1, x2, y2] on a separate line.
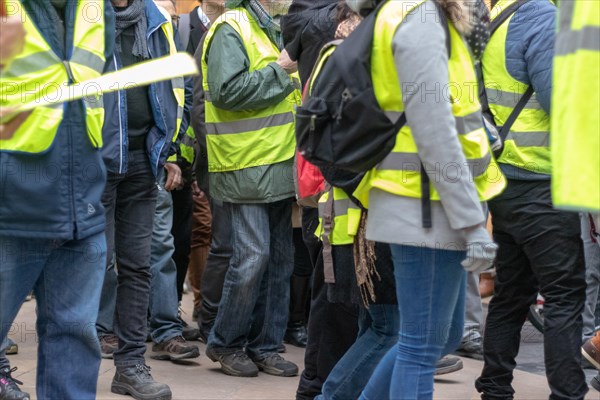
[1, 0, 106, 153]
[316, 187, 355, 246]
[354, 0, 505, 208]
[551, 1, 600, 211]
[201, 7, 301, 172]
[482, 0, 552, 175]
[180, 126, 196, 164]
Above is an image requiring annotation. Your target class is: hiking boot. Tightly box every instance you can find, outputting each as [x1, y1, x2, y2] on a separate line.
[151, 336, 200, 361]
[582, 332, 600, 370]
[0, 367, 30, 400]
[284, 323, 308, 348]
[181, 326, 201, 342]
[434, 356, 463, 375]
[454, 337, 483, 361]
[277, 343, 287, 353]
[5, 339, 18, 355]
[99, 334, 118, 359]
[205, 347, 258, 377]
[251, 353, 298, 377]
[111, 364, 172, 400]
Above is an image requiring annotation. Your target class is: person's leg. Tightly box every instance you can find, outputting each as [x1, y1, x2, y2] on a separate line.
[455, 271, 483, 359]
[581, 213, 600, 340]
[148, 179, 183, 343]
[198, 198, 230, 339]
[296, 208, 359, 399]
[319, 303, 398, 400]
[208, 202, 270, 353]
[285, 227, 312, 347]
[522, 189, 587, 400]
[188, 193, 212, 319]
[360, 245, 466, 400]
[33, 233, 106, 399]
[171, 185, 194, 301]
[476, 193, 539, 400]
[112, 150, 158, 368]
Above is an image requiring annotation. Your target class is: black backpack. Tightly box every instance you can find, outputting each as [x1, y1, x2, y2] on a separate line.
[294, 1, 407, 174]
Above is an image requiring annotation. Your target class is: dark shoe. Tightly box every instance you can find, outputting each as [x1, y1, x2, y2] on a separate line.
[434, 356, 463, 376]
[591, 373, 600, 392]
[205, 347, 259, 377]
[151, 336, 200, 361]
[582, 333, 600, 370]
[5, 339, 18, 355]
[181, 326, 201, 342]
[251, 353, 298, 377]
[99, 334, 118, 359]
[454, 338, 483, 361]
[284, 323, 308, 348]
[111, 364, 172, 400]
[0, 367, 30, 400]
[277, 343, 287, 353]
[197, 329, 208, 344]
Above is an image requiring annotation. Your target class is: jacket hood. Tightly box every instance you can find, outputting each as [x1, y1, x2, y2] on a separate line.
[346, 0, 475, 35]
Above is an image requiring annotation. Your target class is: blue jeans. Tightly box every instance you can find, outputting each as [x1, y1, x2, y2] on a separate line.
[0, 338, 9, 370]
[360, 245, 466, 400]
[0, 233, 106, 399]
[316, 304, 398, 400]
[97, 149, 158, 367]
[149, 175, 182, 343]
[207, 200, 294, 359]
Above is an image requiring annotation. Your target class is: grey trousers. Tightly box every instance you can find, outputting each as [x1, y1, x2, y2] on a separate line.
[462, 271, 483, 342]
[581, 213, 600, 340]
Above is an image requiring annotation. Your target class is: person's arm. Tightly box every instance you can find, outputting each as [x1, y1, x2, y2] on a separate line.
[393, 4, 485, 230]
[103, 0, 115, 64]
[506, 1, 556, 114]
[206, 24, 295, 111]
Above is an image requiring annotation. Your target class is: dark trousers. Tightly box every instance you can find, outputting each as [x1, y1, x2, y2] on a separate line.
[101, 149, 158, 367]
[476, 180, 587, 400]
[296, 208, 359, 400]
[198, 198, 231, 336]
[171, 185, 193, 301]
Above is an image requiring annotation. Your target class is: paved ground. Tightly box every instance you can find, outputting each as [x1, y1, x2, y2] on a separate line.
[6, 293, 600, 400]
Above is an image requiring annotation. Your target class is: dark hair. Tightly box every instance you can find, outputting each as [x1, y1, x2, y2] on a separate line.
[336, 1, 355, 23]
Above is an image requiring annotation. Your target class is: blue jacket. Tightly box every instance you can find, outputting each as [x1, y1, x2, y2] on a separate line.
[501, 0, 556, 180]
[0, 0, 115, 240]
[101, 0, 191, 177]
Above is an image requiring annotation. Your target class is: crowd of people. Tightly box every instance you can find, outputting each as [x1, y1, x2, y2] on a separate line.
[0, 0, 598, 400]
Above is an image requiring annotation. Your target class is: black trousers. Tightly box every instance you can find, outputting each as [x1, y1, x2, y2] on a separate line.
[171, 185, 193, 301]
[476, 180, 587, 400]
[296, 208, 359, 400]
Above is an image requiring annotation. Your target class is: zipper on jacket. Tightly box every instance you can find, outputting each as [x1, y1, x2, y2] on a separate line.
[65, 3, 77, 238]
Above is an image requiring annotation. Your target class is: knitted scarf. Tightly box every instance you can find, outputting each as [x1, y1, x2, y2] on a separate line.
[114, 0, 150, 60]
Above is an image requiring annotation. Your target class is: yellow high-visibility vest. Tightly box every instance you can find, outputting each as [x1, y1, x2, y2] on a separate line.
[354, 0, 505, 208]
[482, 0, 553, 175]
[551, 1, 600, 211]
[1, 0, 107, 153]
[201, 7, 301, 173]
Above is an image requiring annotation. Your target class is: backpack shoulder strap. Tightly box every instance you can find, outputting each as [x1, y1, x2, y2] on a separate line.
[178, 12, 191, 53]
[490, 0, 529, 35]
[498, 85, 534, 141]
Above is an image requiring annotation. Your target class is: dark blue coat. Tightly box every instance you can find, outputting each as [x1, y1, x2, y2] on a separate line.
[101, 0, 191, 178]
[0, 0, 115, 240]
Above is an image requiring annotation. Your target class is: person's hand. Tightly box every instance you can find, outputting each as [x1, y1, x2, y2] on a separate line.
[164, 163, 182, 191]
[191, 180, 204, 198]
[0, 111, 32, 140]
[0, 15, 26, 69]
[461, 224, 498, 273]
[276, 49, 298, 75]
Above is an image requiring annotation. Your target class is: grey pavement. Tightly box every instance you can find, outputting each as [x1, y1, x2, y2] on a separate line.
[5, 293, 600, 399]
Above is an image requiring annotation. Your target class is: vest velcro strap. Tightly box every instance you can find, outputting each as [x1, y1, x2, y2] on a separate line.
[485, 87, 542, 110]
[505, 130, 550, 147]
[322, 189, 336, 284]
[555, 26, 600, 56]
[71, 48, 105, 73]
[206, 112, 294, 135]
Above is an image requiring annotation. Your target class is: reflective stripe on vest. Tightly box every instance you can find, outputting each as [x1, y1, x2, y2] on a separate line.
[551, 1, 600, 211]
[353, 0, 505, 208]
[316, 187, 355, 246]
[1, 0, 106, 153]
[482, 0, 552, 175]
[201, 7, 301, 173]
[180, 126, 196, 164]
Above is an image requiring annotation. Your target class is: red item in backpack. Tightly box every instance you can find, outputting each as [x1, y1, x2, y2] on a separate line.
[295, 150, 325, 208]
